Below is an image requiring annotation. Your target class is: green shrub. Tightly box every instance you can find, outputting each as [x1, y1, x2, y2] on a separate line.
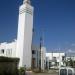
[18, 67, 26, 75]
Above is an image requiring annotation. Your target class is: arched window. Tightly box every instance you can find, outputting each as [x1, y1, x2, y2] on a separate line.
[1, 49, 4, 54]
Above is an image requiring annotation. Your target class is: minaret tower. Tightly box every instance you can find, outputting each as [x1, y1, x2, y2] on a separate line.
[16, 0, 34, 68]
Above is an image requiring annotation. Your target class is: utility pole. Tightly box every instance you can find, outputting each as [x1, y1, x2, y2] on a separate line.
[39, 26, 45, 71]
[39, 36, 42, 71]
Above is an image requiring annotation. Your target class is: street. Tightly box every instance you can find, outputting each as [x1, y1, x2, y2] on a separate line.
[26, 70, 58, 75]
[26, 70, 59, 75]
[32, 73, 58, 75]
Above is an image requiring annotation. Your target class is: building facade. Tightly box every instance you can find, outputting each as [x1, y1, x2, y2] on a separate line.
[0, 41, 47, 70]
[0, 40, 16, 57]
[46, 52, 65, 69]
[41, 47, 46, 70]
[32, 45, 39, 69]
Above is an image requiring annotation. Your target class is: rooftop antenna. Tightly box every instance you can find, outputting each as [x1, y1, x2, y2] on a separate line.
[41, 26, 45, 46]
[39, 26, 45, 71]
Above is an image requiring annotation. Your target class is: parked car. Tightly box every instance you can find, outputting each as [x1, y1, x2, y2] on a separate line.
[59, 67, 75, 75]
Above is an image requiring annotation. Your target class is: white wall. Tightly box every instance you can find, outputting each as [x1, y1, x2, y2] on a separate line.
[0, 40, 16, 57]
[41, 47, 46, 70]
[46, 52, 65, 67]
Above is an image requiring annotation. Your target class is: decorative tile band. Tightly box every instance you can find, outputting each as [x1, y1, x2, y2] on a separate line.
[19, 8, 33, 15]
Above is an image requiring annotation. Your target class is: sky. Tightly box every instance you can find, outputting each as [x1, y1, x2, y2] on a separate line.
[0, 0, 75, 52]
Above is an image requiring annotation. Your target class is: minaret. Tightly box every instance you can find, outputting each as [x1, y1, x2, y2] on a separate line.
[16, 0, 34, 68]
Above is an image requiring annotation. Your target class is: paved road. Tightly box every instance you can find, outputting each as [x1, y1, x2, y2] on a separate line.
[32, 73, 58, 75]
[25, 71, 58, 75]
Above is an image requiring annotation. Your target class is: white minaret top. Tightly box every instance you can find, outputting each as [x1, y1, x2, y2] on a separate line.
[23, 0, 31, 4]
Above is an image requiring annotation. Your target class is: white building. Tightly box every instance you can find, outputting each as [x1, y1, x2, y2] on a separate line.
[41, 47, 46, 70]
[0, 0, 46, 70]
[46, 52, 65, 69]
[0, 41, 47, 70]
[0, 40, 16, 57]
[16, 0, 34, 68]
[66, 52, 75, 61]
[0, 0, 34, 69]
[32, 45, 39, 69]
[32, 46, 47, 70]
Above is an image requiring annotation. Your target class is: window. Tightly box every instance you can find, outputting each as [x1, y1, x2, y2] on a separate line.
[32, 58, 36, 68]
[62, 56, 65, 61]
[7, 49, 12, 54]
[1, 49, 4, 54]
[53, 57, 56, 62]
[32, 50, 36, 54]
[6, 49, 12, 56]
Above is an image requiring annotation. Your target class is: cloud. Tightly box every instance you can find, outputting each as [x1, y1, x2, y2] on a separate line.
[68, 49, 75, 53]
[71, 44, 75, 46]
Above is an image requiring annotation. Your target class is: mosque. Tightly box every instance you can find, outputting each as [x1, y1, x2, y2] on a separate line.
[0, 0, 67, 70]
[0, 0, 46, 70]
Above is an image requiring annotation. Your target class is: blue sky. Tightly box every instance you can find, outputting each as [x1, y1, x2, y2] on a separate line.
[0, 0, 75, 52]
